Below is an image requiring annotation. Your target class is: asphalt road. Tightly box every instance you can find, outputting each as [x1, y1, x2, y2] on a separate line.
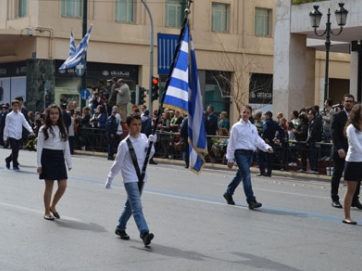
[0, 148, 361, 271]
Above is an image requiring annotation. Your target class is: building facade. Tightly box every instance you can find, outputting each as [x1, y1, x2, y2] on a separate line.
[0, 0, 354, 123]
[274, 0, 360, 117]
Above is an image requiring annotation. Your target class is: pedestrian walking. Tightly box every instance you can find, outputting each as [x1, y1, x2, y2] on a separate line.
[37, 104, 72, 221]
[4, 99, 34, 171]
[105, 113, 157, 246]
[342, 103, 362, 225]
[330, 94, 362, 209]
[223, 105, 273, 210]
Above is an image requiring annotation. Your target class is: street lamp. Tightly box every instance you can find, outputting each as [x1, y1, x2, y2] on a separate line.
[309, 3, 348, 102]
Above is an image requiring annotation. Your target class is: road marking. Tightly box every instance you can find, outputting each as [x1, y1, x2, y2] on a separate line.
[0, 201, 82, 222]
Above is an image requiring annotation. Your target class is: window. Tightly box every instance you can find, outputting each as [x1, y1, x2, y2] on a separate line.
[18, 0, 27, 17]
[205, 71, 231, 114]
[115, 0, 135, 23]
[61, 0, 83, 18]
[165, 0, 185, 28]
[212, 3, 228, 33]
[255, 8, 271, 37]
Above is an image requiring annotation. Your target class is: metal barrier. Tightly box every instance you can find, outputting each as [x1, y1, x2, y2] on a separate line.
[75, 127, 334, 175]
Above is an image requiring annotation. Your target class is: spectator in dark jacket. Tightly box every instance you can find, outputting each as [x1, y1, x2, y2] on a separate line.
[306, 109, 322, 174]
[106, 109, 119, 160]
[293, 112, 309, 172]
[257, 111, 282, 177]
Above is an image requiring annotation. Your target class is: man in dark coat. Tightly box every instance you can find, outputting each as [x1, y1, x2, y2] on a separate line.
[330, 94, 362, 209]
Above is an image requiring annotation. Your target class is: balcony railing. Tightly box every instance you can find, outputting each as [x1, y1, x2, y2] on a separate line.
[292, 0, 329, 5]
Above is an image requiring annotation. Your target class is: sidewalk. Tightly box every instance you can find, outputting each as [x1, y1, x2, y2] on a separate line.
[74, 150, 331, 182]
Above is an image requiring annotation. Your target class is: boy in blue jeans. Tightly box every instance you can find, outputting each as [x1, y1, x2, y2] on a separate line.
[105, 113, 156, 246]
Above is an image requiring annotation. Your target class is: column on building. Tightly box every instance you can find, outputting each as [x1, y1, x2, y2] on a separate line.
[350, 51, 359, 100]
[273, 0, 315, 116]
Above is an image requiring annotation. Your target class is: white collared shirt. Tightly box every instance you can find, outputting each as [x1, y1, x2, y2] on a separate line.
[37, 126, 72, 168]
[107, 133, 155, 184]
[3, 111, 33, 141]
[226, 119, 271, 163]
[346, 124, 362, 162]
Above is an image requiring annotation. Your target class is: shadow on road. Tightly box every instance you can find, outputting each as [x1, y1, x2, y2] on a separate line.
[54, 219, 107, 233]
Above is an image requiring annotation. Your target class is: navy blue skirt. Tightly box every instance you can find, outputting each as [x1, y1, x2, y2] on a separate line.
[39, 149, 68, 180]
[344, 161, 362, 181]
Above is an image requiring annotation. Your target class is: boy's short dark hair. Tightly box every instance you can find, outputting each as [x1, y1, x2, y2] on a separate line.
[14, 96, 23, 102]
[126, 113, 141, 126]
[11, 99, 20, 106]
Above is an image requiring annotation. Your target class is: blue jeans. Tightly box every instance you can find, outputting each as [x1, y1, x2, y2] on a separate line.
[117, 182, 149, 238]
[225, 150, 256, 203]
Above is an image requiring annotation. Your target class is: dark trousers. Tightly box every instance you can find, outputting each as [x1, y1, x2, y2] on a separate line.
[331, 154, 360, 202]
[298, 143, 308, 171]
[258, 150, 274, 175]
[308, 143, 319, 172]
[6, 137, 21, 168]
[183, 141, 189, 166]
[68, 136, 75, 155]
[107, 134, 116, 158]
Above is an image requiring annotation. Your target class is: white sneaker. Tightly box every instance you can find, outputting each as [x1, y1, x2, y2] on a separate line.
[288, 162, 297, 166]
[298, 169, 306, 173]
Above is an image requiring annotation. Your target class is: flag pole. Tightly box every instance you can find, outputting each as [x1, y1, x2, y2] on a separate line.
[138, 0, 193, 189]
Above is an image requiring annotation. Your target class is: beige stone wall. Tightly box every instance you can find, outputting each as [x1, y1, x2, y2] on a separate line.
[0, 0, 351, 123]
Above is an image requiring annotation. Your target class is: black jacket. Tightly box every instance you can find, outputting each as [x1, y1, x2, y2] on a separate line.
[331, 110, 348, 153]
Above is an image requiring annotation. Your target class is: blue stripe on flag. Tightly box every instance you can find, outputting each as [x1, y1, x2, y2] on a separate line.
[59, 26, 93, 71]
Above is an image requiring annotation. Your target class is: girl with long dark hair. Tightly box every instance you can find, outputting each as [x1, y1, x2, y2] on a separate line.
[37, 104, 72, 220]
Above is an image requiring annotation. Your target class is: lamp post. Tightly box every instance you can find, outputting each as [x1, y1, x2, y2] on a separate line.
[309, 3, 348, 102]
[141, 0, 154, 113]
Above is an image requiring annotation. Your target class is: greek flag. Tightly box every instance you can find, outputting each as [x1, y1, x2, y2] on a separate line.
[59, 26, 92, 71]
[69, 29, 76, 56]
[163, 23, 208, 174]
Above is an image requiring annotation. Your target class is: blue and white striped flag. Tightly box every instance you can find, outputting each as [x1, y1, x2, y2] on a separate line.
[59, 26, 92, 71]
[163, 23, 208, 174]
[69, 29, 77, 56]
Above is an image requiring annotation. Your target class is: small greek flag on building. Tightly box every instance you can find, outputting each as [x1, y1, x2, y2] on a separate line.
[69, 29, 77, 56]
[163, 22, 208, 174]
[59, 26, 92, 71]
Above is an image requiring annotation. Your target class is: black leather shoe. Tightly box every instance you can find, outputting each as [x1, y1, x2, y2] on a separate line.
[248, 201, 262, 210]
[351, 201, 362, 209]
[5, 158, 10, 170]
[115, 229, 130, 240]
[264, 173, 271, 177]
[331, 200, 343, 208]
[223, 193, 235, 205]
[142, 232, 154, 246]
[149, 159, 158, 165]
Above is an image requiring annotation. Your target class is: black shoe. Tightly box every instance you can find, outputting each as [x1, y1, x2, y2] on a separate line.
[256, 173, 265, 177]
[115, 229, 130, 240]
[351, 201, 362, 209]
[49, 208, 60, 219]
[149, 159, 158, 165]
[185, 164, 189, 168]
[331, 200, 343, 208]
[107, 157, 114, 161]
[248, 201, 262, 210]
[264, 173, 271, 177]
[223, 193, 235, 205]
[142, 232, 154, 246]
[5, 158, 10, 170]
